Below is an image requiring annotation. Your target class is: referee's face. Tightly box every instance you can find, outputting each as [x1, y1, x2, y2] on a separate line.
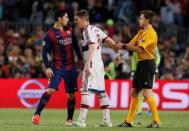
[138, 14, 148, 28]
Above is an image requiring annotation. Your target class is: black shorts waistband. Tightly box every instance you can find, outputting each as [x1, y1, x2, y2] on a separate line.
[138, 59, 155, 64]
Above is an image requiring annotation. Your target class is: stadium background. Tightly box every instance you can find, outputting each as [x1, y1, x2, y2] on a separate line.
[0, 0, 189, 130]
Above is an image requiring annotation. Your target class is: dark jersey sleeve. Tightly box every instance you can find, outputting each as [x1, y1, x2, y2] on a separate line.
[72, 29, 83, 61]
[42, 32, 52, 68]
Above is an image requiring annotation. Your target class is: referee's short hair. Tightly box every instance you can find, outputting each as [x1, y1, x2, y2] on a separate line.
[140, 10, 156, 24]
[75, 9, 89, 21]
[54, 10, 67, 21]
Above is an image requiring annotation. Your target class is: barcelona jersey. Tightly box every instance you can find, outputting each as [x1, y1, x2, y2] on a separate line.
[42, 27, 81, 70]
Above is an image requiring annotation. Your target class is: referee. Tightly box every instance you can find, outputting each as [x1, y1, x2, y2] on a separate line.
[113, 10, 160, 128]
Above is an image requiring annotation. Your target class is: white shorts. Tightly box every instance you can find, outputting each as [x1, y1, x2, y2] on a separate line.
[81, 62, 105, 93]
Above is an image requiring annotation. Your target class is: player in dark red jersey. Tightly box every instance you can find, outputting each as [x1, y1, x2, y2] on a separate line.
[32, 10, 82, 126]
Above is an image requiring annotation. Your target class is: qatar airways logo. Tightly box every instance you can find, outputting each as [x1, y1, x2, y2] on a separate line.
[58, 37, 72, 46]
[18, 80, 45, 108]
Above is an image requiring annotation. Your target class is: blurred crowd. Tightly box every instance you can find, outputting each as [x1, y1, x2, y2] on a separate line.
[0, 0, 189, 79]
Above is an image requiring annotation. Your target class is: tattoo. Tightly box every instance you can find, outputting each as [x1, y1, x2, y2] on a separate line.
[106, 41, 114, 47]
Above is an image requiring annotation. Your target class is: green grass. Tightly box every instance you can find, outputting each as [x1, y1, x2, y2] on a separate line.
[0, 109, 188, 131]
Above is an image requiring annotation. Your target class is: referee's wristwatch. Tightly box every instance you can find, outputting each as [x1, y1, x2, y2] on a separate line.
[122, 44, 127, 49]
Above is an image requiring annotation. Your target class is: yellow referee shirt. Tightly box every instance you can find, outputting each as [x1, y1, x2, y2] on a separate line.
[129, 25, 157, 61]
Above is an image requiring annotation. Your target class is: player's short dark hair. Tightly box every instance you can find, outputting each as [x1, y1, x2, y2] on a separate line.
[140, 10, 156, 24]
[75, 9, 89, 21]
[54, 10, 67, 21]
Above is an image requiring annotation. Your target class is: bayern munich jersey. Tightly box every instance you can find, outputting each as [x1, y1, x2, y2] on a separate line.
[81, 25, 108, 64]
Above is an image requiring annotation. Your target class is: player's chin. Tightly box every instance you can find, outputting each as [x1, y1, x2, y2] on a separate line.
[67, 22, 72, 26]
[64, 23, 68, 26]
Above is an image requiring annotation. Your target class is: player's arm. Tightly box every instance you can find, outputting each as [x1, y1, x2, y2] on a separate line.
[101, 32, 119, 52]
[84, 27, 97, 76]
[72, 31, 84, 69]
[98, 28, 121, 66]
[42, 34, 54, 79]
[72, 29, 83, 61]
[103, 37, 121, 66]
[103, 37, 116, 48]
[85, 43, 95, 76]
[42, 41, 51, 68]
[103, 37, 119, 53]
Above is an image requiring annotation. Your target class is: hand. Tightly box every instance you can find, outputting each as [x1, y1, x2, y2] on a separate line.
[45, 68, 54, 80]
[114, 53, 121, 67]
[113, 41, 124, 50]
[85, 62, 92, 76]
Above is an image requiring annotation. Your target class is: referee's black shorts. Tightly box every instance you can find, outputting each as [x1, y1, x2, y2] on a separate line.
[132, 59, 156, 89]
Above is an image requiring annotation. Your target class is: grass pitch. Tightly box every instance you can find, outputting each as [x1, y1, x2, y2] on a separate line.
[0, 109, 188, 131]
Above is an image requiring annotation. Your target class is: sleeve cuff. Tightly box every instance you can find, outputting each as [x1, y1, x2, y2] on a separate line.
[87, 41, 95, 45]
[102, 36, 108, 43]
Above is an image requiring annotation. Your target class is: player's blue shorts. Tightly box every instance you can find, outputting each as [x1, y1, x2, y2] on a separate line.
[48, 68, 78, 93]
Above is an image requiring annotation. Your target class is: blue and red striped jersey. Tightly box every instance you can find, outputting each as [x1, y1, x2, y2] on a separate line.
[42, 27, 82, 70]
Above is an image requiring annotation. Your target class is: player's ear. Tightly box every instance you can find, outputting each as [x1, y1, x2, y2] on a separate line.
[146, 19, 150, 24]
